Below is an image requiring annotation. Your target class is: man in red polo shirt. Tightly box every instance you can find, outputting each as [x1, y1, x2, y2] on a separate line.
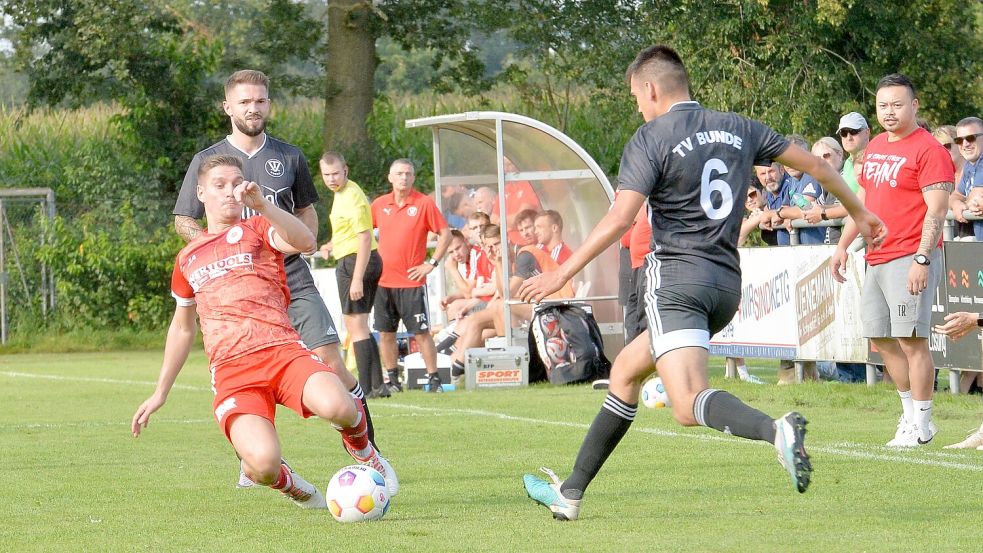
[832, 73, 954, 447]
[372, 159, 452, 393]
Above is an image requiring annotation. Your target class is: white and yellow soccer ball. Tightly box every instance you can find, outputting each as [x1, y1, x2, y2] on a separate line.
[641, 377, 671, 409]
[326, 465, 390, 522]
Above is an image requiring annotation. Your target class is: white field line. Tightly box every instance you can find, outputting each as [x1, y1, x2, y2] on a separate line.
[2, 371, 981, 472]
[0, 370, 207, 391]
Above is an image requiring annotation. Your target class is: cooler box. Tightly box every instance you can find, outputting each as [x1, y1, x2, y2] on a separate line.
[402, 352, 453, 390]
[464, 346, 529, 390]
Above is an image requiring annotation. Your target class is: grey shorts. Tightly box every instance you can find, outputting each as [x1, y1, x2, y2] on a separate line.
[288, 292, 340, 349]
[644, 282, 740, 360]
[862, 249, 942, 338]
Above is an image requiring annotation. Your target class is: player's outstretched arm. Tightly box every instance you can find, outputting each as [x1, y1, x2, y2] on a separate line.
[517, 190, 645, 303]
[934, 311, 980, 341]
[131, 305, 197, 437]
[235, 181, 316, 254]
[776, 144, 886, 250]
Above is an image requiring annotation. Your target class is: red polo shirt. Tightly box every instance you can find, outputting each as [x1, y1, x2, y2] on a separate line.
[371, 189, 448, 288]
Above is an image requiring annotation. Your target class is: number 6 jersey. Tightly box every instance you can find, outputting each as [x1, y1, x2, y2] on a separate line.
[617, 101, 789, 292]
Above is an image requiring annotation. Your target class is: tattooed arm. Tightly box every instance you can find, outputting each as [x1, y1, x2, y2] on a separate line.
[906, 182, 952, 295]
[174, 215, 203, 242]
[917, 182, 953, 256]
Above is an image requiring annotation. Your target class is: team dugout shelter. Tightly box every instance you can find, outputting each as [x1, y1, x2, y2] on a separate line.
[405, 111, 623, 352]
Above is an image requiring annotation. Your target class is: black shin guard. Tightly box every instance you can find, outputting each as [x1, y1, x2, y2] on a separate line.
[561, 393, 637, 499]
[694, 389, 776, 443]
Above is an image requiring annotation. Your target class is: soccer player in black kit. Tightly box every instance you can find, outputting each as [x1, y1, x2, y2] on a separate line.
[519, 45, 887, 521]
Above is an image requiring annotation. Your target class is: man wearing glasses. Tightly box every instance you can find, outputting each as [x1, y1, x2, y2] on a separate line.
[836, 111, 871, 193]
[948, 117, 983, 240]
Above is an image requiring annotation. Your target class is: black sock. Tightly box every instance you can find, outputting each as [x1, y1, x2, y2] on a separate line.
[437, 332, 459, 355]
[387, 368, 400, 386]
[694, 389, 776, 443]
[561, 393, 636, 500]
[451, 359, 465, 377]
[348, 383, 379, 452]
[352, 339, 376, 392]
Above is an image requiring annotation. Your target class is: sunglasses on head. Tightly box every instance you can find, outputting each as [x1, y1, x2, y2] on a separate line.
[839, 128, 863, 138]
[941, 142, 953, 151]
[954, 133, 982, 146]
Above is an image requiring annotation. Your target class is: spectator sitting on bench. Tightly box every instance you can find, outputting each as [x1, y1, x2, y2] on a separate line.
[447, 224, 574, 384]
[535, 209, 574, 264]
[439, 230, 482, 321]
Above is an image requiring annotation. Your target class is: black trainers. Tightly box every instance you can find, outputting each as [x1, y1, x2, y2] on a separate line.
[367, 384, 391, 399]
[387, 369, 403, 393]
[427, 373, 444, 393]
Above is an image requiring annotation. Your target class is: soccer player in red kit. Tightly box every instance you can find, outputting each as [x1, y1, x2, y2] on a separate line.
[131, 154, 394, 509]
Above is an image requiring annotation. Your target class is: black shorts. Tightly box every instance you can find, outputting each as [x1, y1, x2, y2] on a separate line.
[335, 251, 382, 315]
[642, 278, 739, 360]
[624, 264, 648, 342]
[373, 285, 432, 334]
[618, 247, 632, 306]
[288, 292, 340, 349]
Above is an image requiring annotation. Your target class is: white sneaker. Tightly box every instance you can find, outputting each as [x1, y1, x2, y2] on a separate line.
[889, 422, 937, 447]
[885, 416, 911, 447]
[740, 374, 765, 384]
[944, 429, 983, 449]
[278, 467, 327, 509]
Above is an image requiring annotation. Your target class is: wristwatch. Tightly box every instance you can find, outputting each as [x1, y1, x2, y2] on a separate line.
[913, 254, 930, 266]
[428, 257, 440, 267]
[820, 207, 829, 221]
[977, 316, 983, 328]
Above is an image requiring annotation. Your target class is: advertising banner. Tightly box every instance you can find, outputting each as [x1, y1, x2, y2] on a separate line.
[710, 246, 866, 361]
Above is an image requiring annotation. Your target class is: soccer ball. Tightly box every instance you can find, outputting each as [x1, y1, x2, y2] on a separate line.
[326, 465, 390, 522]
[641, 377, 671, 409]
[545, 336, 569, 365]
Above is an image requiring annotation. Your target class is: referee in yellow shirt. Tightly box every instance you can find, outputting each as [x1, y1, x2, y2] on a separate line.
[318, 152, 388, 397]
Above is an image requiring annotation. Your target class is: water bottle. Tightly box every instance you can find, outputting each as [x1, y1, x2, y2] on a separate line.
[791, 192, 813, 210]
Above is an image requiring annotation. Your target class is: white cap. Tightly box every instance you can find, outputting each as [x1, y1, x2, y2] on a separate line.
[837, 112, 869, 133]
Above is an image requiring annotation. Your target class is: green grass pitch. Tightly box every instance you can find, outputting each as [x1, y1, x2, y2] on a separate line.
[1, 351, 981, 552]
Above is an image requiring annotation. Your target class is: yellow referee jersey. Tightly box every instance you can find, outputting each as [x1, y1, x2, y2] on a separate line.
[329, 179, 378, 259]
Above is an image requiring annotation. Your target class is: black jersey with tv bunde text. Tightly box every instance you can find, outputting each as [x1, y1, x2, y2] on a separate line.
[173, 135, 320, 296]
[617, 102, 789, 292]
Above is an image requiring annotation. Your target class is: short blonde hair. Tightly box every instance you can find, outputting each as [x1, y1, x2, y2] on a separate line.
[225, 70, 269, 95]
[197, 154, 243, 183]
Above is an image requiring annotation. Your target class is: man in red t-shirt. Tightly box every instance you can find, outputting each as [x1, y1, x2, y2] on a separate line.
[832, 73, 954, 447]
[131, 155, 395, 509]
[371, 159, 452, 392]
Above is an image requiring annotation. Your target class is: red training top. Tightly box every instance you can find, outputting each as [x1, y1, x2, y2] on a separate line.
[858, 127, 954, 265]
[372, 189, 449, 288]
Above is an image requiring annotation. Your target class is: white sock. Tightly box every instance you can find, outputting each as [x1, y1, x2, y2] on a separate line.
[737, 364, 750, 379]
[912, 399, 932, 433]
[898, 390, 914, 423]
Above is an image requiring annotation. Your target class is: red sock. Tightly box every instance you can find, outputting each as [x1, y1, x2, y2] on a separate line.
[338, 399, 370, 455]
[270, 463, 292, 490]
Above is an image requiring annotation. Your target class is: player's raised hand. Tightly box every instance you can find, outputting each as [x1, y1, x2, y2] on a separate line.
[131, 393, 166, 438]
[517, 271, 565, 304]
[233, 180, 264, 210]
